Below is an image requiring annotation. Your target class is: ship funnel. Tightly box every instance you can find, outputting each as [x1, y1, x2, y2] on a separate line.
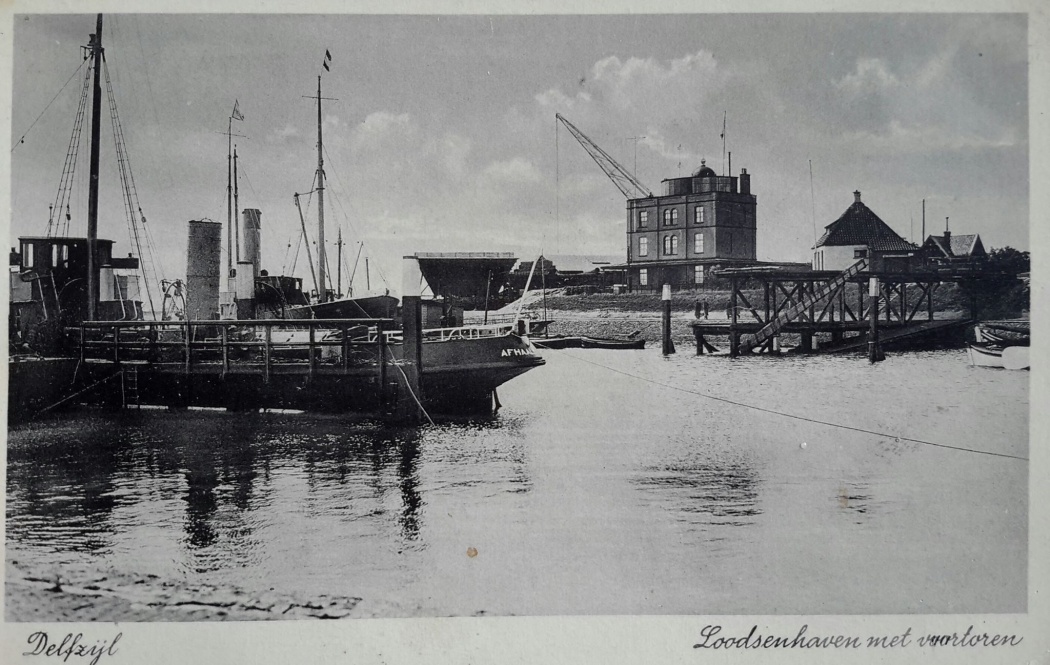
[242, 208, 262, 279]
[186, 219, 223, 320]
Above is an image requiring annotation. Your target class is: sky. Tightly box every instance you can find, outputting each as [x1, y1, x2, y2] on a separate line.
[7, 13, 1029, 296]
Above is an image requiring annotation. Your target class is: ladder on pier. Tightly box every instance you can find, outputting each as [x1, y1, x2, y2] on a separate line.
[740, 257, 868, 352]
[123, 367, 140, 408]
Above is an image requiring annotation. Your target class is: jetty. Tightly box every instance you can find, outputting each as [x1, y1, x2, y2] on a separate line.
[692, 261, 984, 356]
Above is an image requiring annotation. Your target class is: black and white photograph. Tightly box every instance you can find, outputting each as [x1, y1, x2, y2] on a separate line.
[2, 3, 1046, 663]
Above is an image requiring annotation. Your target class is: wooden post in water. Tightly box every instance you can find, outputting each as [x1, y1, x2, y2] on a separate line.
[400, 257, 424, 421]
[729, 276, 739, 357]
[868, 276, 884, 363]
[661, 284, 675, 355]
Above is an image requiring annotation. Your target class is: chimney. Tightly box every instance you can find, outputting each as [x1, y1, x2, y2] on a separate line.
[853, 190, 861, 204]
[739, 168, 750, 195]
[944, 217, 951, 242]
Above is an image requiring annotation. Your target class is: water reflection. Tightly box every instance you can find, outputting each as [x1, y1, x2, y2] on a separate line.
[7, 413, 431, 571]
[634, 459, 761, 529]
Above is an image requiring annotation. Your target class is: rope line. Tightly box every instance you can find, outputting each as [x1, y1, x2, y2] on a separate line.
[558, 351, 1029, 462]
[12, 60, 87, 152]
[33, 371, 124, 419]
[384, 345, 435, 426]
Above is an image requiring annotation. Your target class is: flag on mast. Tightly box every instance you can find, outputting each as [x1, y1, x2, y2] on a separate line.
[323, 49, 332, 71]
[232, 100, 244, 121]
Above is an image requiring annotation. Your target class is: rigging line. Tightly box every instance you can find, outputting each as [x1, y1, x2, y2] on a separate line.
[13, 59, 87, 153]
[384, 345, 436, 426]
[557, 351, 1029, 462]
[131, 15, 160, 125]
[321, 142, 389, 290]
[49, 60, 93, 237]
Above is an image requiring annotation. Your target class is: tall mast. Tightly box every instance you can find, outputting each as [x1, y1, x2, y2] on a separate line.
[86, 13, 104, 321]
[233, 145, 240, 263]
[226, 117, 233, 274]
[337, 227, 343, 296]
[316, 75, 326, 302]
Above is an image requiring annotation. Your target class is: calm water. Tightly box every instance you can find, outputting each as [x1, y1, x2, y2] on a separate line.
[6, 348, 1029, 616]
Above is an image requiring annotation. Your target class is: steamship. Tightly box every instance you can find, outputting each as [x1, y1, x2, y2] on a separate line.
[9, 15, 543, 420]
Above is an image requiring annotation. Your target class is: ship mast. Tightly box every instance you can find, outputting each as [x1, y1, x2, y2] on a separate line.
[316, 75, 326, 303]
[86, 13, 104, 321]
[226, 116, 233, 275]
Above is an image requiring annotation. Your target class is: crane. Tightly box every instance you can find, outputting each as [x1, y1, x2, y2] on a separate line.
[556, 113, 652, 200]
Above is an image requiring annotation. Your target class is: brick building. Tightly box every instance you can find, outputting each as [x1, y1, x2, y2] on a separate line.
[623, 159, 757, 291]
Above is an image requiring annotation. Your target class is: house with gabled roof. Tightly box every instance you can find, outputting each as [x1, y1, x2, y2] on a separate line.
[920, 229, 987, 266]
[812, 191, 919, 272]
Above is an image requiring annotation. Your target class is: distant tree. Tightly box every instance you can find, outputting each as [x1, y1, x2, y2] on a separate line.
[986, 246, 1030, 275]
[961, 246, 1030, 318]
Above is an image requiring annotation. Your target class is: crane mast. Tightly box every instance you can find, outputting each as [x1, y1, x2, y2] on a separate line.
[555, 113, 652, 199]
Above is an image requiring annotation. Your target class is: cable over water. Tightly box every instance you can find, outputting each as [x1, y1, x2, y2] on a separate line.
[559, 350, 1029, 462]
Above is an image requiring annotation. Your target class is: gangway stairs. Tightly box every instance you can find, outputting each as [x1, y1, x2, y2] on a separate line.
[740, 257, 868, 352]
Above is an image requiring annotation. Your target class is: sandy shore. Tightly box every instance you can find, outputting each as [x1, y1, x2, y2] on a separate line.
[6, 559, 366, 621]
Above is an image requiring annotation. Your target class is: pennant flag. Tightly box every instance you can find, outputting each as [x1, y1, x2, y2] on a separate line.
[323, 49, 332, 71]
[232, 100, 244, 121]
[323, 61, 329, 71]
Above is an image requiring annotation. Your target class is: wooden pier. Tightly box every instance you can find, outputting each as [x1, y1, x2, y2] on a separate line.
[72, 318, 404, 413]
[693, 266, 979, 356]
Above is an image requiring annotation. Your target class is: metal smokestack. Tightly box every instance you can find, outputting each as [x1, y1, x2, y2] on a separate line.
[242, 208, 262, 278]
[186, 220, 222, 320]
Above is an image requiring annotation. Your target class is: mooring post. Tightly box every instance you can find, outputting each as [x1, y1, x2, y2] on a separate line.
[729, 277, 739, 357]
[400, 257, 424, 421]
[868, 276, 884, 363]
[662, 284, 675, 355]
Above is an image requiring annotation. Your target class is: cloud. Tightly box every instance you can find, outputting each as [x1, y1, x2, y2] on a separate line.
[481, 157, 542, 184]
[840, 119, 1018, 154]
[268, 123, 299, 142]
[835, 58, 899, 96]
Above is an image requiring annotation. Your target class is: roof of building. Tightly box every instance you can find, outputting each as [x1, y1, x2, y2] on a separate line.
[815, 192, 917, 251]
[693, 158, 717, 178]
[516, 254, 624, 273]
[924, 233, 984, 258]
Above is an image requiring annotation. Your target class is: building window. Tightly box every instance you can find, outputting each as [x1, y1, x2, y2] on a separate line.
[23, 243, 34, 268]
[694, 265, 704, 284]
[639, 268, 648, 286]
[694, 233, 704, 254]
[663, 209, 671, 225]
[671, 209, 678, 225]
[695, 206, 704, 225]
[639, 237, 648, 257]
[638, 210, 648, 228]
[664, 234, 678, 256]
[854, 248, 868, 258]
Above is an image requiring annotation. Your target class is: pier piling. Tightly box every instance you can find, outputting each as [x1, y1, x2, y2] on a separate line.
[662, 284, 675, 355]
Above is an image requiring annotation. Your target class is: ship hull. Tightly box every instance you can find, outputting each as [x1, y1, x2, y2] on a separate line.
[52, 329, 544, 418]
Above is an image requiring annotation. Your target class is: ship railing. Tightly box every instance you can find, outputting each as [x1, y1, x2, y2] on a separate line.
[72, 318, 396, 379]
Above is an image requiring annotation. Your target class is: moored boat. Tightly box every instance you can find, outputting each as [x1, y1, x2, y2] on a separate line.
[967, 343, 1029, 370]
